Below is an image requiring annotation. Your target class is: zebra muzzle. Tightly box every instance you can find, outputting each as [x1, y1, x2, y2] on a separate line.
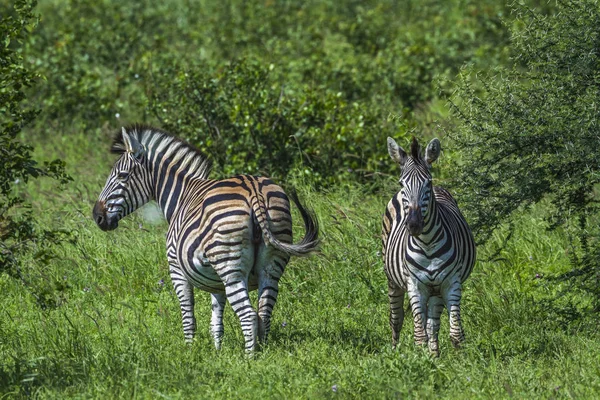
[406, 207, 423, 236]
[93, 200, 119, 231]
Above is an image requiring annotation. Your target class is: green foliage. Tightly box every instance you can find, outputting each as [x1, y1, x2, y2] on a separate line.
[447, 0, 600, 309]
[1, 132, 599, 397]
[189, 0, 513, 108]
[25, 0, 196, 123]
[22, 0, 526, 183]
[4, 0, 600, 395]
[0, 0, 70, 308]
[148, 58, 395, 184]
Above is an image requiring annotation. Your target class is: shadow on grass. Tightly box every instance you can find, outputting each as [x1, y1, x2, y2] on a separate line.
[268, 323, 387, 355]
[0, 356, 89, 396]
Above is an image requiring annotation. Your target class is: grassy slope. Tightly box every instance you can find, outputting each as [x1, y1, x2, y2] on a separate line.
[1, 130, 599, 399]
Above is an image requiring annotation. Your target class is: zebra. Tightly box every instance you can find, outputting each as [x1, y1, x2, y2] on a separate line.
[381, 136, 476, 355]
[93, 124, 319, 352]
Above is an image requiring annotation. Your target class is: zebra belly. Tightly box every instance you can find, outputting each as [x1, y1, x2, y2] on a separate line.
[179, 251, 259, 294]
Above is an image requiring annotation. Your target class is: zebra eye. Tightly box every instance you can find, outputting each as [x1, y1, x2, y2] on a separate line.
[117, 171, 130, 181]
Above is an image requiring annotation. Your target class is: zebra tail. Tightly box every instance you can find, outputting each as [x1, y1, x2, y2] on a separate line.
[252, 188, 320, 257]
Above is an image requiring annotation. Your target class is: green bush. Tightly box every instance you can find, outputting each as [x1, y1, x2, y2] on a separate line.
[190, 0, 514, 109]
[447, 0, 600, 311]
[21, 0, 535, 183]
[147, 58, 398, 184]
[0, 0, 70, 308]
[25, 0, 199, 124]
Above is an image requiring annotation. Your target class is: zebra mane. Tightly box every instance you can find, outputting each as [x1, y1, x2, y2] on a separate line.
[111, 124, 212, 180]
[410, 136, 421, 160]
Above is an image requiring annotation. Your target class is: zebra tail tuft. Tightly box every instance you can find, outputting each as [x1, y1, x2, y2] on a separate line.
[284, 188, 320, 256]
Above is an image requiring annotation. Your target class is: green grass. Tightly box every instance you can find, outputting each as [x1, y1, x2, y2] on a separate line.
[1, 130, 599, 399]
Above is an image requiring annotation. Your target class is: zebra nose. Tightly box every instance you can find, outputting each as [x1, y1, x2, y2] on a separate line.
[406, 206, 423, 236]
[93, 200, 119, 231]
[407, 221, 423, 236]
[93, 201, 107, 228]
[95, 214, 103, 225]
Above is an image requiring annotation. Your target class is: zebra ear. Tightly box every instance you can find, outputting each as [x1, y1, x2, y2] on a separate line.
[387, 137, 407, 166]
[122, 127, 144, 161]
[425, 138, 441, 166]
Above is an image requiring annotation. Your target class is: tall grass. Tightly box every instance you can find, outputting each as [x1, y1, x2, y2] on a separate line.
[1, 130, 599, 398]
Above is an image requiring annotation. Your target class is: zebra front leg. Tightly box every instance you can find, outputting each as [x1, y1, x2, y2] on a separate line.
[169, 264, 196, 343]
[220, 271, 258, 353]
[210, 293, 226, 350]
[426, 296, 444, 356]
[388, 282, 405, 349]
[443, 281, 465, 347]
[257, 269, 280, 345]
[408, 285, 429, 346]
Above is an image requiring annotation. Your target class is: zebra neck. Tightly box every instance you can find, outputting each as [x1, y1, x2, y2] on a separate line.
[150, 156, 198, 224]
[412, 197, 441, 247]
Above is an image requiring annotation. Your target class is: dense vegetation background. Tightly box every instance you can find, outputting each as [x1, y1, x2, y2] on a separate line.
[1, 0, 599, 398]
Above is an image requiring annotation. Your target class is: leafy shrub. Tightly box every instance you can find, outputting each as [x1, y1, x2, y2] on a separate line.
[24, 0, 201, 125]
[191, 0, 515, 109]
[147, 58, 398, 184]
[447, 0, 600, 310]
[20, 0, 536, 183]
[1, 0, 70, 308]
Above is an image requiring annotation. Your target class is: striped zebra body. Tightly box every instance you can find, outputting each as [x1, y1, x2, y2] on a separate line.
[381, 137, 475, 355]
[94, 125, 319, 352]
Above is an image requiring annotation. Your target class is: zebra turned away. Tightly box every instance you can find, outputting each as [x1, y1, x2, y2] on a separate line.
[93, 125, 319, 352]
[381, 137, 476, 355]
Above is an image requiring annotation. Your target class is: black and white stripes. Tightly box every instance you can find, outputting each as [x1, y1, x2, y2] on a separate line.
[381, 137, 476, 355]
[94, 125, 319, 352]
[93, 126, 476, 354]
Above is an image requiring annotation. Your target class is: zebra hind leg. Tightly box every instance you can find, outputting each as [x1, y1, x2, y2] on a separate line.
[210, 293, 227, 350]
[220, 270, 258, 353]
[169, 264, 197, 344]
[388, 282, 405, 349]
[257, 268, 281, 346]
[426, 296, 444, 356]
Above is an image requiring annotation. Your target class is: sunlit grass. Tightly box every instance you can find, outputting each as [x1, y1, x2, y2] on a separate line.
[1, 131, 599, 398]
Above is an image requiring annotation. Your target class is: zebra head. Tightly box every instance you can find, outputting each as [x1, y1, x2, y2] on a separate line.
[93, 128, 153, 231]
[387, 136, 441, 236]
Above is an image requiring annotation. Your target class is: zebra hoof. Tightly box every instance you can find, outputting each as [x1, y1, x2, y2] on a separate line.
[428, 346, 440, 357]
[451, 336, 465, 349]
